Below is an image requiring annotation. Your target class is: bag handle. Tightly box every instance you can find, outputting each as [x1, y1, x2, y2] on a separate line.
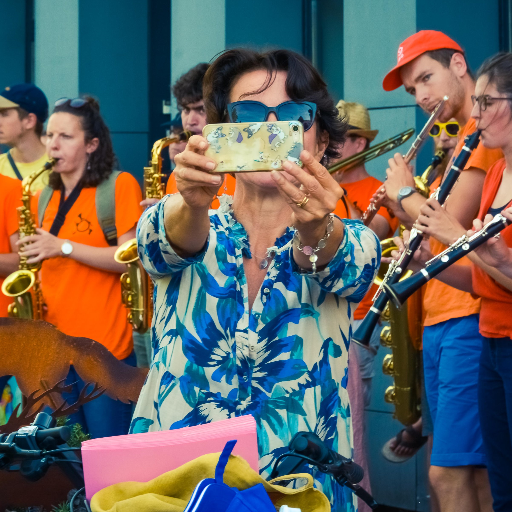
[215, 440, 237, 484]
[268, 473, 315, 491]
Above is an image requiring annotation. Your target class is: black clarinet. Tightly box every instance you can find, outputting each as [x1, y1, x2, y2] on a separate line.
[384, 213, 511, 307]
[352, 130, 481, 348]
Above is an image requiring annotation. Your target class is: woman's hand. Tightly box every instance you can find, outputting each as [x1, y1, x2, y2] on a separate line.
[416, 197, 466, 245]
[173, 135, 224, 210]
[271, 151, 342, 239]
[385, 153, 416, 202]
[17, 228, 63, 264]
[471, 209, 512, 269]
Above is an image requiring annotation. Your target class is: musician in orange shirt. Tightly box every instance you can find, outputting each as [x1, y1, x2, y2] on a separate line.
[381, 30, 501, 511]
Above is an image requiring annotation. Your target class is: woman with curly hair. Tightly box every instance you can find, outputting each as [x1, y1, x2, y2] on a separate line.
[132, 48, 380, 511]
[19, 97, 142, 437]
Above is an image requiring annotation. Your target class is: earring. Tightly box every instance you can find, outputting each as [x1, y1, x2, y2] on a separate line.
[86, 155, 91, 171]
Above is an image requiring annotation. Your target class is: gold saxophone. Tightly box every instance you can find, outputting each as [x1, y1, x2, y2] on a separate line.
[378, 149, 446, 425]
[2, 159, 55, 319]
[114, 131, 192, 332]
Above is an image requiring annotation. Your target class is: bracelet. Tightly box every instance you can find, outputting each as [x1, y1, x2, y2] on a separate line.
[293, 214, 335, 274]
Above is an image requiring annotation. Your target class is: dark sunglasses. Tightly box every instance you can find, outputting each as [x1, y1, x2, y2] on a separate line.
[429, 121, 460, 138]
[226, 100, 317, 131]
[54, 97, 87, 108]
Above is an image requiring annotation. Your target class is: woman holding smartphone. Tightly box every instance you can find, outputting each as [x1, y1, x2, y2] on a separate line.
[398, 53, 512, 510]
[20, 97, 142, 438]
[132, 48, 380, 511]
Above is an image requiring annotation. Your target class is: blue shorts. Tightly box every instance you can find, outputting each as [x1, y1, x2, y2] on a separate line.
[423, 314, 486, 467]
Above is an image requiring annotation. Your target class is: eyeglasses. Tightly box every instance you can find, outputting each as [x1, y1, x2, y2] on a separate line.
[226, 100, 317, 131]
[429, 121, 460, 138]
[54, 97, 87, 108]
[471, 95, 512, 111]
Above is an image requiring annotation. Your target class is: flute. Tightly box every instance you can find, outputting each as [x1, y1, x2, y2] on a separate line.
[361, 96, 448, 226]
[384, 213, 511, 308]
[352, 129, 481, 348]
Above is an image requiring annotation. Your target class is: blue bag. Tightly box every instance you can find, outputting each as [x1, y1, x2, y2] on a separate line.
[184, 440, 276, 512]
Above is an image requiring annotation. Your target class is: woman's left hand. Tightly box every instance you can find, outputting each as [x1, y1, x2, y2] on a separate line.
[416, 197, 466, 246]
[271, 150, 342, 242]
[17, 228, 64, 264]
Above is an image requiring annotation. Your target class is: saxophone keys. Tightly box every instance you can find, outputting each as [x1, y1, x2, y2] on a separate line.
[382, 354, 395, 375]
[384, 385, 397, 404]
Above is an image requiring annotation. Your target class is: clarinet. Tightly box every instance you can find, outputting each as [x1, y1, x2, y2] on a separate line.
[384, 213, 511, 308]
[352, 130, 481, 348]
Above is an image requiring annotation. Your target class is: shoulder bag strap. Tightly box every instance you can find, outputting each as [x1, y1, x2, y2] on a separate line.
[96, 171, 121, 246]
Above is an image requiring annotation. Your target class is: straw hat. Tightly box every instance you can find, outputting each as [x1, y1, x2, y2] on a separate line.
[336, 100, 379, 142]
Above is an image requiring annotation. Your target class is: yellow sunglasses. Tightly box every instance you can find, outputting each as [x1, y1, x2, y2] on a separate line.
[429, 121, 460, 138]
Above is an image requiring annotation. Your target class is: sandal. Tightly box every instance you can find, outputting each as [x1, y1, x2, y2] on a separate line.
[381, 425, 428, 463]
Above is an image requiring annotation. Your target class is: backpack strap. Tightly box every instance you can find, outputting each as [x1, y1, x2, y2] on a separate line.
[215, 440, 237, 484]
[96, 171, 121, 246]
[38, 186, 55, 227]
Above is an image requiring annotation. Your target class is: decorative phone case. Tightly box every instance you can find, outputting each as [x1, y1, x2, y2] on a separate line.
[203, 121, 304, 172]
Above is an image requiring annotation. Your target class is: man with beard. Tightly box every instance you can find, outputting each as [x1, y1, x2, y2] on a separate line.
[380, 31, 501, 512]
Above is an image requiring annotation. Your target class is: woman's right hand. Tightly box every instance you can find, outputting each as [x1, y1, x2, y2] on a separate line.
[173, 135, 224, 209]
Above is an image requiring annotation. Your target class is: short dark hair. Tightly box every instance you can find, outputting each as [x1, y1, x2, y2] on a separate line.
[477, 52, 512, 100]
[172, 63, 209, 108]
[203, 48, 346, 164]
[17, 107, 44, 138]
[426, 48, 474, 79]
[49, 96, 117, 190]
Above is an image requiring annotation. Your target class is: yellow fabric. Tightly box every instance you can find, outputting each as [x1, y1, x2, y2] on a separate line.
[0, 152, 50, 191]
[90, 452, 330, 512]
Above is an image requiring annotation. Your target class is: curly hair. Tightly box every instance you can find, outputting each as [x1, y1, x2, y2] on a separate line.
[202, 48, 347, 164]
[48, 96, 117, 190]
[172, 63, 209, 108]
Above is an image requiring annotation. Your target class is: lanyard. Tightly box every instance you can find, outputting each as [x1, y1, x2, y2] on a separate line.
[7, 151, 23, 180]
[49, 181, 84, 237]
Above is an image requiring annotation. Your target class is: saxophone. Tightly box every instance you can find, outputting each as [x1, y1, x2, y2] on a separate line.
[1, 159, 55, 319]
[114, 131, 191, 332]
[378, 150, 445, 426]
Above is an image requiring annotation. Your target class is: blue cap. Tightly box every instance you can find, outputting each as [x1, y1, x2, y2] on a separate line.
[0, 83, 49, 123]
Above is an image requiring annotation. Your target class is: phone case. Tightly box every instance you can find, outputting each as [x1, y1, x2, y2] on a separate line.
[202, 121, 304, 172]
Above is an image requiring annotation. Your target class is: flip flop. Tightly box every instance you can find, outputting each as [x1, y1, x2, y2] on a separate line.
[381, 425, 428, 463]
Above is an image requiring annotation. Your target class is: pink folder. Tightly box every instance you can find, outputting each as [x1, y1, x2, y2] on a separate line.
[82, 415, 259, 500]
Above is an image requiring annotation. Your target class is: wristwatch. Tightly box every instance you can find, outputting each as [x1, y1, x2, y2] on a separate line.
[61, 241, 73, 256]
[396, 186, 416, 210]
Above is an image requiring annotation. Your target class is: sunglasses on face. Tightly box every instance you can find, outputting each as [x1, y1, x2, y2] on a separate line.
[226, 100, 317, 131]
[54, 97, 87, 108]
[471, 95, 512, 111]
[429, 121, 460, 138]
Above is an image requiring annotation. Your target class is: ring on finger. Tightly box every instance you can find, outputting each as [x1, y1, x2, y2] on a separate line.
[296, 196, 309, 208]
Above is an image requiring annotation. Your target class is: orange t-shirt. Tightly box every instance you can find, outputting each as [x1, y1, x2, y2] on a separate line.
[166, 173, 236, 209]
[472, 159, 512, 338]
[423, 118, 503, 326]
[38, 173, 143, 359]
[335, 176, 399, 320]
[0, 175, 22, 317]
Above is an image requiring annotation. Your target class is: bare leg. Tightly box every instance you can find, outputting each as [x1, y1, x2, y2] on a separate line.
[429, 466, 480, 512]
[474, 467, 493, 512]
[426, 436, 441, 512]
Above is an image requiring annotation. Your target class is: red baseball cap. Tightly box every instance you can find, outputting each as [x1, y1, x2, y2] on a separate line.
[383, 30, 464, 91]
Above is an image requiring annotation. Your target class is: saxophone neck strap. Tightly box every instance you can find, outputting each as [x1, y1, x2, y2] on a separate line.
[7, 151, 23, 181]
[49, 181, 84, 237]
[37, 170, 122, 246]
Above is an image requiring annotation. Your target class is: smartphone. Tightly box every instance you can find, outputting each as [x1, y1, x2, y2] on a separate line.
[202, 120, 304, 172]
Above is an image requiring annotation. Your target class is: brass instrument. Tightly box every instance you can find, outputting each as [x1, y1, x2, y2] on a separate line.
[2, 160, 55, 319]
[328, 128, 414, 175]
[114, 131, 192, 332]
[376, 150, 445, 425]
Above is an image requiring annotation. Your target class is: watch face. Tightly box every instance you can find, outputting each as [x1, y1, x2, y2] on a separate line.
[61, 242, 73, 255]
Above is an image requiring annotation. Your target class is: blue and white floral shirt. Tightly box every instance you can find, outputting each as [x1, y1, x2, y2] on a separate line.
[131, 195, 380, 511]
